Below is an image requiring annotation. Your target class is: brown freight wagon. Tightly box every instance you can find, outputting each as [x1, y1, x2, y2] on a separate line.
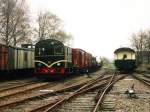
[72, 48, 86, 73]
[84, 51, 92, 72]
[87, 52, 92, 68]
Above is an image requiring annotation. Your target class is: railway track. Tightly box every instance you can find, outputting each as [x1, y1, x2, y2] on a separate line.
[105, 72, 150, 112]
[0, 70, 148, 112]
[31, 74, 150, 112]
[132, 73, 150, 86]
[0, 81, 42, 93]
[0, 78, 38, 91]
[27, 72, 126, 112]
[0, 81, 52, 98]
[0, 70, 105, 111]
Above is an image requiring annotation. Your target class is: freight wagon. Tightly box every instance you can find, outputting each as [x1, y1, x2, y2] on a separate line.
[0, 44, 34, 75]
[72, 49, 92, 73]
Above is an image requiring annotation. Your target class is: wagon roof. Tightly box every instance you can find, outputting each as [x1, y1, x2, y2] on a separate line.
[73, 48, 86, 52]
[73, 48, 92, 55]
[0, 43, 34, 51]
[114, 47, 135, 53]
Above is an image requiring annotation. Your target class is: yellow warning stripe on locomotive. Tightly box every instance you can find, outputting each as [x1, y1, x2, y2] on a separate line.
[35, 60, 68, 68]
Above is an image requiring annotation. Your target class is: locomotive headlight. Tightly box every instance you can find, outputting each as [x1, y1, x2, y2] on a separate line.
[51, 42, 54, 45]
[57, 63, 60, 66]
[38, 63, 42, 67]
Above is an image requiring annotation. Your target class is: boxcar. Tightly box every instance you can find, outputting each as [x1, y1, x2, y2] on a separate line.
[0, 44, 34, 75]
[86, 52, 92, 69]
[72, 49, 86, 73]
[72, 49, 93, 73]
[8, 46, 34, 72]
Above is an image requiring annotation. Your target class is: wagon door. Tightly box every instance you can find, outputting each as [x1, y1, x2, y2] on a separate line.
[8, 47, 16, 70]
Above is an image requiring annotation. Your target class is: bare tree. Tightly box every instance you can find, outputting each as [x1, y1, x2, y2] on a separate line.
[37, 11, 61, 40]
[130, 33, 140, 51]
[0, 0, 31, 46]
[145, 31, 150, 64]
[130, 30, 148, 64]
[36, 11, 72, 45]
[130, 31, 146, 51]
[55, 30, 73, 46]
[145, 31, 150, 51]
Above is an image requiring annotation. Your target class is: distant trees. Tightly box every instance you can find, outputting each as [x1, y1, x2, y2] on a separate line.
[0, 0, 31, 46]
[37, 11, 61, 40]
[100, 57, 114, 68]
[130, 31, 146, 51]
[35, 11, 72, 45]
[130, 30, 150, 64]
[55, 30, 73, 46]
[0, 0, 72, 46]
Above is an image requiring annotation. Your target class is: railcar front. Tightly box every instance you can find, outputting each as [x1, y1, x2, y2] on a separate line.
[34, 39, 72, 78]
[114, 47, 136, 72]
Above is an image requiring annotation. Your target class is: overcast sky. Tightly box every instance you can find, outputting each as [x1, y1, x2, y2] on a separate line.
[27, 0, 150, 59]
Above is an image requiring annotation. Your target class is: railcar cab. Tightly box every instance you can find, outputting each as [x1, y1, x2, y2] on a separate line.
[114, 47, 136, 71]
[114, 47, 135, 60]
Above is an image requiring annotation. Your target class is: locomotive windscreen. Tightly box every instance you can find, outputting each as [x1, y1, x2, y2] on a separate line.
[35, 39, 64, 56]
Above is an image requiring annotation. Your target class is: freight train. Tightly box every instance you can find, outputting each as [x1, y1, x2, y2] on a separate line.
[0, 44, 34, 75]
[114, 47, 136, 72]
[34, 39, 100, 78]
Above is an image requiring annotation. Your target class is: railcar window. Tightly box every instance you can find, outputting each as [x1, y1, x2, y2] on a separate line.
[54, 46, 63, 55]
[37, 48, 45, 55]
[38, 48, 41, 55]
[123, 54, 127, 60]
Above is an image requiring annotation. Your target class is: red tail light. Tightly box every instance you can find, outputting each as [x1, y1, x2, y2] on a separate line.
[60, 68, 65, 75]
[42, 67, 49, 73]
